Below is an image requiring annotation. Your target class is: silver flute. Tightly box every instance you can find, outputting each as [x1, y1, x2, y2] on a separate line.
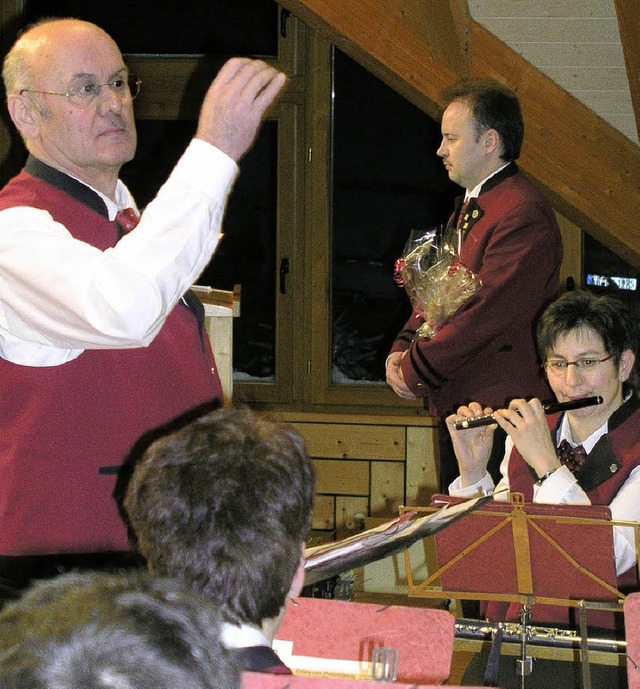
[453, 395, 603, 430]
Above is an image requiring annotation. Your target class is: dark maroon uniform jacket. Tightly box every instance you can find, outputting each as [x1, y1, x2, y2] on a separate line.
[0, 158, 223, 556]
[390, 163, 563, 419]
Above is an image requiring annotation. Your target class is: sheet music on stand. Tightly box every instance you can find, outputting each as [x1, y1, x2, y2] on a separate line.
[304, 491, 496, 586]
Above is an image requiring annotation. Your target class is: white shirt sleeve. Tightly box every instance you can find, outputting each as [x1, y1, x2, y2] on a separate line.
[449, 472, 495, 498]
[0, 139, 238, 366]
[533, 454, 639, 577]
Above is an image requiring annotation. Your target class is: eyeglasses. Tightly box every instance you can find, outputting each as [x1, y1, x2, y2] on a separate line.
[544, 353, 615, 375]
[20, 74, 141, 108]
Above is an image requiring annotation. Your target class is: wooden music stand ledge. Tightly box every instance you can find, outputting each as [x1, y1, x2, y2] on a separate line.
[401, 492, 640, 689]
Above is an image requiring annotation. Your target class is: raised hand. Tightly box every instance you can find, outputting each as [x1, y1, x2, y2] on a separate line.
[196, 57, 288, 161]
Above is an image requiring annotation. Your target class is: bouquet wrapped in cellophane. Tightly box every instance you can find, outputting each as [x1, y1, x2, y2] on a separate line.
[394, 226, 481, 339]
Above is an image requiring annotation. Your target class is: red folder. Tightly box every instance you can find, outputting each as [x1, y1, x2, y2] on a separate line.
[624, 592, 640, 688]
[273, 597, 455, 684]
[242, 671, 484, 689]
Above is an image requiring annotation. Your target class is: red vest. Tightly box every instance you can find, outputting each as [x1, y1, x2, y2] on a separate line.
[487, 397, 640, 629]
[509, 397, 640, 506]
[0, 164, 223, 555]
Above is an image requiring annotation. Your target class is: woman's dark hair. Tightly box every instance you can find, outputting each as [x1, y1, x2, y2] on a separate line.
[536, 288, 639, 395]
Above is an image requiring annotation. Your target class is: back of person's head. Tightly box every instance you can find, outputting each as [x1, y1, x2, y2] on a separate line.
[124, 405, 315, 627]
[441, 78, 524, 161]
[536, 287, 640, 394]
[0, 570, 240, 689]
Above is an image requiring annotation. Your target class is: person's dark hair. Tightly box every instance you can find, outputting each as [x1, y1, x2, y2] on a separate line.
[441, 78, 524, 161]
[536, 288, 640, 395]
[124, 405, 315, 626]
[0, 570, 240, 689]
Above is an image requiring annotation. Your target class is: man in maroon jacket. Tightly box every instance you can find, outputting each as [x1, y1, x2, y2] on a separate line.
[386, 79, 562, 491]
[0, 18, 286, 604]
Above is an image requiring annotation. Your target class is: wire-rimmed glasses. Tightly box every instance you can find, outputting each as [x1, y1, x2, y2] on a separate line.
[20, 74, 141, 108]
[544, 353, 615, 376]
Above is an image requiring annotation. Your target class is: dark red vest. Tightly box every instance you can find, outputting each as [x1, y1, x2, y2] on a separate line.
[487, 396, 640, 629]
[0, 161, 223, 555]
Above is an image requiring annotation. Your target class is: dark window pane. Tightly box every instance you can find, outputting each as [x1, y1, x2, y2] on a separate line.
[331, 50, 458, 383]
[201, 122, 278, 380]
[121, 121, 194, 208]
[583, 234, 640, 318]
[121, 120, 278, 380]
[23, 0, 278, 56]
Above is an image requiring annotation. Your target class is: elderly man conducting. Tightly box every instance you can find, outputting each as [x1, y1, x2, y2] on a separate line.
[0, 17, 286, 604]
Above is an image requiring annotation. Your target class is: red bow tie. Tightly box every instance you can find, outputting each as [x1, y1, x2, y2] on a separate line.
[116, 207, 139, 233]
[556, 439, 587, 474]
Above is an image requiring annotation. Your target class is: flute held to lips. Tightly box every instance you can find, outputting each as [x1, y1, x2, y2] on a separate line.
[453, 395, 604, 430]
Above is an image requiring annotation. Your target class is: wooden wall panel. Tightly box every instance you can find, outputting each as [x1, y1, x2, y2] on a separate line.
[405, 426, 440, 507]
[313, 459, 370, 495]
[285, 414, 439, 564]
[335, 496, 369, 538]
[557, 214, 583, 289]
[293, 423, 405, 460]
[311, 494, 335, 531]
[370, 461, 405, 518]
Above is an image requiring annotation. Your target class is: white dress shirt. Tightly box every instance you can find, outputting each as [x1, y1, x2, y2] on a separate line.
[220, 622, 271, 649]
[0, 139, 237, 366]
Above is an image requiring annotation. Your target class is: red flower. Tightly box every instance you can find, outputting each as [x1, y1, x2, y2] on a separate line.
[393, 258, 408, 286]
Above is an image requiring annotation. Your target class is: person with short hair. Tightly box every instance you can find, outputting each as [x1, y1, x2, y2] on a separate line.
[447, 288, 640, 628]
[124, 405, 316, 673]
[387, 78, 562, 491]
[0, 570, 241, 689]
[447, 289, 640, 689]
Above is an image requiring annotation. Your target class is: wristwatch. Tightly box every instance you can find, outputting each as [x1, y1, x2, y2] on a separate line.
[535, 468, 558, 486]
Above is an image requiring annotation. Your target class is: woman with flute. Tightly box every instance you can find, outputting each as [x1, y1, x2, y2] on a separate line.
[446, 288, 640, 582]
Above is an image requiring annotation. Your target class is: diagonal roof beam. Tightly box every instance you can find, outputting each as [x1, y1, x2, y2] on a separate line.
[613, 0, 640, 142]
[278, 0, 640, 270]
[470, 21, 640, 268]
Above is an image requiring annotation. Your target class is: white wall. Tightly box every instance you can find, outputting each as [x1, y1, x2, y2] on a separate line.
[469, 0, 638, 144]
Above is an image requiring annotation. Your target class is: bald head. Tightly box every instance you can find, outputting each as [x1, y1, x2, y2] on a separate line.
[3, 19, 120, 96]
[3, 18, 137, 197]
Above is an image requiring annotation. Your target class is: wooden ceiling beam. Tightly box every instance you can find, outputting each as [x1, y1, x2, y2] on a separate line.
[409, 0, 471, 78]
[276, 0, 468, 119]
[470, 22, 640, 269]
[613, 0, 640, 143]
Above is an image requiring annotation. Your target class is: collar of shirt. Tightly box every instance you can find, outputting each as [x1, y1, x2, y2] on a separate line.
[98, 181, 137, 221]
[465, 162, 510, 201]
[64, 173, 137, 221]
[557, 414, 606, 454]
[556, 393, 632, 452]
[220, 621, 270, 649]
